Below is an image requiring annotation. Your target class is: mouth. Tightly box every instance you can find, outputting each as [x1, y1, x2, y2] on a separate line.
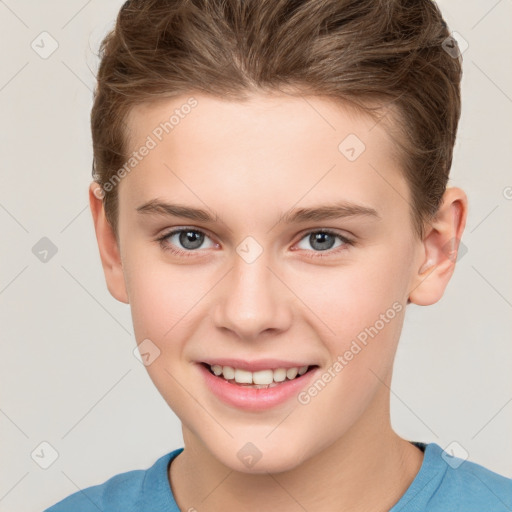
[199, 362, 319, 389]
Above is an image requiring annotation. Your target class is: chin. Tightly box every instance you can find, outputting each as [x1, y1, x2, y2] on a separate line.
[211, 439, 310, 475]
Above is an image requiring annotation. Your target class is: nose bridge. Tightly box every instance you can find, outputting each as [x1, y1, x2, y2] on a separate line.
[213, 246, 290, 339]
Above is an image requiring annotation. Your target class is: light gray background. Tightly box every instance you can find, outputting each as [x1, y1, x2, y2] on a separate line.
[1, 1, 511, 510]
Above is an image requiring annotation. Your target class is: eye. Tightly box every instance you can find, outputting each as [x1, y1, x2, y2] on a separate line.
[156, 228, 216, 255]
[156, 227, 354, 259]
[295, 229, 353, 257]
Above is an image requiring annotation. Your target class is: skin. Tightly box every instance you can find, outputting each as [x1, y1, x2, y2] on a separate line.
[90, 92, 467, 511]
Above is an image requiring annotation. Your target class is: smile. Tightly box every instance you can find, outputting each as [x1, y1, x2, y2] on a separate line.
[204, 363, 312, 388]
[197, 360, 320, 411]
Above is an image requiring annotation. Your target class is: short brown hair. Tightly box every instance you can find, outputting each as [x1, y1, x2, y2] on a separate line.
[91, 0, 462, 240]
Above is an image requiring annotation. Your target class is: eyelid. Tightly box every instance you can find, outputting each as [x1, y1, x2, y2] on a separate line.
[291, 228, 354, 254]
[294, 226, 354, 243]
[156, 226, 218, 250]
[156, 226, 355, 256]
[157, 225, 215, 240]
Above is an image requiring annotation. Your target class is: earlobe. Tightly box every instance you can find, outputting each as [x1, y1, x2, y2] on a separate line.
[89, 182, 129, 304]
[409, 187, 468, 306]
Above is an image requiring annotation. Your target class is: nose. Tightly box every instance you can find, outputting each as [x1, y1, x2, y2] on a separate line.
[212, 251, 293, 341]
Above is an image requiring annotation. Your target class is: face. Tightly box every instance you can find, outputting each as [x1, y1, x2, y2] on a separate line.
[114, 92, 424, 473]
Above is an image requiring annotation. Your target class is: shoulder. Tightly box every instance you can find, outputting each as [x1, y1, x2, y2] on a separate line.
[421, 443, 512, 511]
[44, 469, 145, 512]
[43, 449, 182, 512]
[437, 457, 512, 510]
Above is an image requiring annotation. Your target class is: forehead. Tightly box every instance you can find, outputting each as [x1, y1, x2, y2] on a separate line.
[126, 92, 393, 155]
[120, 92, 410, 229]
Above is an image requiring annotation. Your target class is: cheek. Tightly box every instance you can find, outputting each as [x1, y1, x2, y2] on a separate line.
[295, 247, 408, 372]
[124, 250, 207, 341]
[302, 253, 406, 329]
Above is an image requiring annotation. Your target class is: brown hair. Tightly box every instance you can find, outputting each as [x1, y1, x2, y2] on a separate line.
[91, 0, 462, 240]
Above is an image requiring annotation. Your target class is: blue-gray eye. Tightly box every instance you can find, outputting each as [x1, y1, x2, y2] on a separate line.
[162, 229, 215, 251]
[296, 231, 347, 252]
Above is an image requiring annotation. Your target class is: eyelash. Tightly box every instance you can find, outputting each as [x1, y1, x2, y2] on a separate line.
[155, 228, 354, 259]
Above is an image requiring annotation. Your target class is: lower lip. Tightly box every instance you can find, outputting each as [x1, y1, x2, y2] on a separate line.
[197, 363, 319, 411]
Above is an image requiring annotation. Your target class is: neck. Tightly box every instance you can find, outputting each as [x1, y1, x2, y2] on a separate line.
[169, 391, 424, 512]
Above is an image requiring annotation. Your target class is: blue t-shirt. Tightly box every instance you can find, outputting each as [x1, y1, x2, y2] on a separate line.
[44, 442, 512, 511]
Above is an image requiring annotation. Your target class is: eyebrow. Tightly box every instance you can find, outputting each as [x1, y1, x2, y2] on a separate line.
[136, 199, 381, 224]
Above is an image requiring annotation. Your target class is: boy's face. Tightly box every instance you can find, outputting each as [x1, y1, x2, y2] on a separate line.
[105, 92, 428, 472]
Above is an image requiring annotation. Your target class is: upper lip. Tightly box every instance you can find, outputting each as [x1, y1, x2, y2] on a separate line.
[199, 358, 317, 372]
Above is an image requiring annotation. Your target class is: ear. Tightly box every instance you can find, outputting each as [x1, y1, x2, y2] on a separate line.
[409, 187, 468, 306]
[89, 182, 129, 304]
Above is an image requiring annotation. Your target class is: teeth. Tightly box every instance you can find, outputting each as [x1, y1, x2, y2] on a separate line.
[298, 365, 308, 375]
[211, 364, 223, 376]
[209, 364, 312, 385]
[222, 366, 235, 380]
[234, 368, 252, 384]
[286, 367, 298, 379]
[273, 368, 287, 382]
[253, 369, 274, 385]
